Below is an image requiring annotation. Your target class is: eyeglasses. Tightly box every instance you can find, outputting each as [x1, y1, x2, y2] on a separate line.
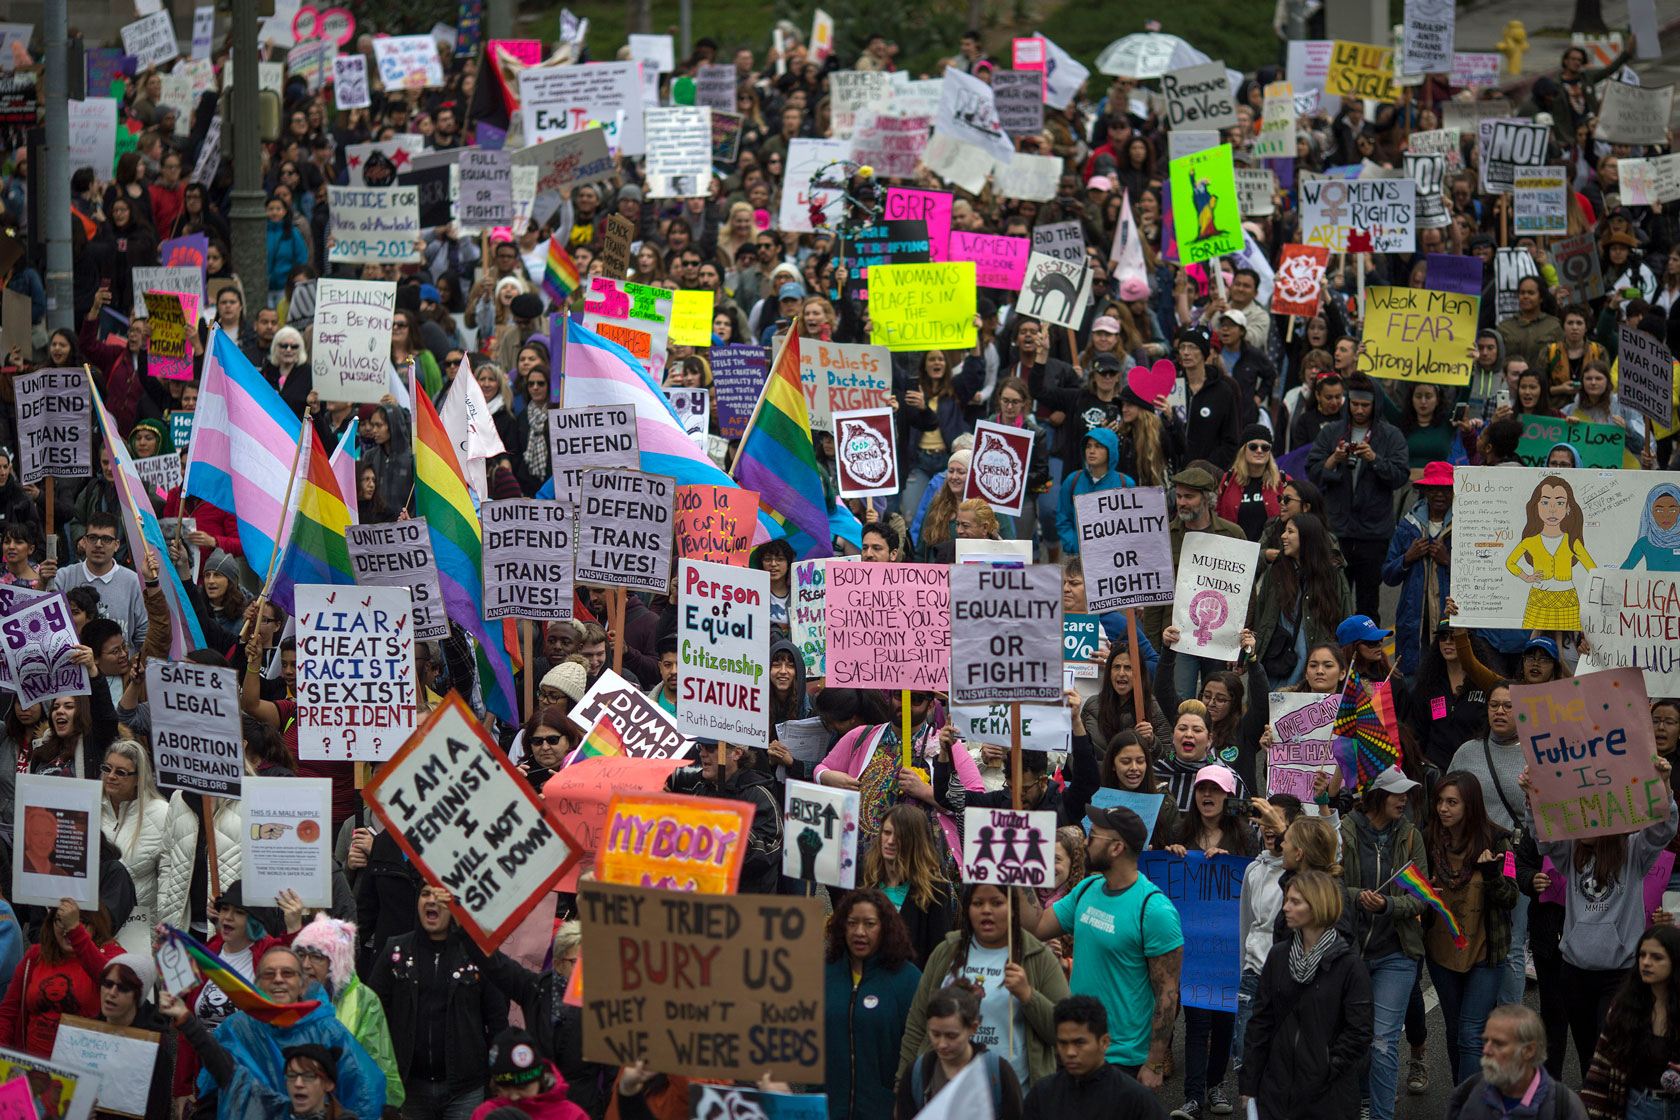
[258, 967, 300, 981]
[1246, 442, 1272, 453]
[284, 1071, 322, 1085]
[529, 734, 566, 747]
[100, 765, 136, 778]
[83, 534, 117, 545]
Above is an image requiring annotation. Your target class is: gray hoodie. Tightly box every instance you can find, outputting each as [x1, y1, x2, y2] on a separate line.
[1532, 794, 1678, 971]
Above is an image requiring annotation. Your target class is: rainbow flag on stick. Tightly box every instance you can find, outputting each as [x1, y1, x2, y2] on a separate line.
[1389, 861, 1467, 949]
[730, 330, 834, 558]
[155, 925, 320, 1027]
[572, 714, 628, 761]
[269, 426, 356, 615]
[543, 236, 581, 306]
[1332, 671, 1401, 792]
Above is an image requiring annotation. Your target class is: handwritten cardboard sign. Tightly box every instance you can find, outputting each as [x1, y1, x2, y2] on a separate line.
[962, 807, 1056, 887]
[825, 563, 950, 689]
[596, 790, 753, 893]
[1360, 285, 1478, 386]
[578, 880, 825, 1080]
[1515, 414, 1624, 469]
[295, 584, 414, 762]
[148, 660, 241, 798]
[1138, 851, 1248, 1011]
[950, 565, 1061, 705]
[1, 594, 88, 708]
[782, 779, 859, 888]
[676, 560, 769, 750]
[1581, 572, 1680, 697]
[481, 499, 574, 620]
[50, 1016, 155, 1119]
[1075, 488, 1174, 612]
[949, 700, 1072, 754]
[674, 485, 757, 566]
[1513, 667, 1665, 842]
[312, 279, 395, 403]
[363, 694, 580, 952]
[326, 185, 421, 265]
[1267, 691, 1340, 799]
[542, 755, 686, 891]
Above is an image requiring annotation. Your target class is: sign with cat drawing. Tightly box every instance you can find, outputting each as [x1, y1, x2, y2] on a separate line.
[1018, 251, 1092, 330]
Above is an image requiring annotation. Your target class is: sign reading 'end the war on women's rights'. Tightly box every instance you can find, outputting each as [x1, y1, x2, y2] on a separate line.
[1513, 667, 1666, 842]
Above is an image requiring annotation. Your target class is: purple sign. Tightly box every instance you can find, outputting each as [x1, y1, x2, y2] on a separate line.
[475, 121, 506, 151]
[160, 234, 209, 278]
[710, 344, 769, 440]
[86, 49, 137, 97]
[1426, 253, 1484, 296]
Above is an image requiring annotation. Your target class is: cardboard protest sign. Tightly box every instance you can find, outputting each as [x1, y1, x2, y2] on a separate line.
[518, 61, 643, 153]
[949, 700, 1072, 753]
[1618, 326, 1675, 431]
[1074, 488, 1174, 611]
[644, 106, 713, 198]
[0, 585, 45, 694]
[570, 669, 688, 763]
[1493, 246, 1538, 319]
[596, 791, 753, 893]
[362, 694, 581, 952]
[790, 558, 852, 676]
[327, 186, 421, 265]
[832, 408, 898, 499]
[345, 521, 448, 640]
[14, 367, 90, 485]
[69, 97, 117, 180]
[675, 485, 757, 566]
[867, 263, 977, 352]
[1359, 285, 1478, 386]
[1163, 61, 1238, 131]
[371, 34, 444, 88]
[782, 780, 859, 888]
[458, 148, 513, 226]
[1448, 467, 1680, 630]
[311, 279, 394, 403]
[1170, 145, 1243, 263]
[1552, 231, 1606, 302]
[797, 340, 893, 434]
[962, 807, 1056, 887]
[1513, 168, 1568, 236]
[1326, 41, 1396, 102]
[133, 453, 183, 500]
[242, 776, 332, 907]
[549, 404, 638, 504]
[1451, 51, 1501, 88]
[143, 291, 194, 379]
[481, 500, 573, 620]
[120, 11, 177, 68]
[542, 755, 687, 890]
[778, 137, 849, 233]
[1235, 168, 1276, 217]
[675, 560, 770, 750]
[1266, 691, 1341, 800]
[1479, 119, 1549, 194]
[576, 469, 673, 593]
[12, 774, 101, 909]
[333, 54, 370, 109]
[1253, 81, 1295, 160]
[1403, 0, 1454, 72]
[950, 565, 1061, 705]
[1299, 178, 1416, 254]
[579, 881, 824, 1080]
[1030, 219, 1085, 264]
[1138, 851, 1247, 1011]
[840, 219, 931, 303]
[949, 231, 1030, 290]
[827, 70, 895, 140]
[711, 345, 768, 439]
[1511, 668, 1663, 842]
[849, 110, 931, 180]
[0, 1046, 98, 1120]
[1406, 152, 1451, 229]
[1621, 155, 1680, 206]
[882, 187, 954, 262]
[1515, 414, 1624, 469]
[1581, 572, 1680, 697]
[1170, 532, 1260, 661]
[1019, 252, 1091, 330]
[963, 420, 1033, 517]
[50, 1016, 155, 1119]
[294, 583, 415, 762]
[991, 70, 1043, 137]
[694, 62, 737, 112]
[1595, 81, 1674, 147]
[1, 594, 88, 708]
[825, 563, 950, 689]
[510, 130, 615, 199]
[582, 276, 674, 375]
[1270, 244, 1330, 319]
[954, 540, 1033, 564]
[936, 66, 1012, 161]
[148, 660, 241, 797]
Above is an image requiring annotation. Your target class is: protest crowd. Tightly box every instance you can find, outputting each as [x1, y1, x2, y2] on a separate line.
[3, 2, 1680, 1120]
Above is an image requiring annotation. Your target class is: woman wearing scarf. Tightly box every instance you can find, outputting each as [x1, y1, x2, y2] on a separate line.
[1239, 869, 1372, 1117]
[1620, 482, 1680, 572]
[511, 361, 552, 496]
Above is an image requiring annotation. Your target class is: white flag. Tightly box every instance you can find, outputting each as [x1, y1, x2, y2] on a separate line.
[438, 354, 507, 500]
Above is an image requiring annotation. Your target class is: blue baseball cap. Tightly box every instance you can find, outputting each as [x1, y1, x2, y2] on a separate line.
[778, 282, 806, 301]
[1335, 615, 1392, 646]
[1523, 636, 1560, 660]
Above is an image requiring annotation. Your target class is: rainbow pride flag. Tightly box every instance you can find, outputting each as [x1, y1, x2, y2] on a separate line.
[543, 236, 581, 306]
[729, 331, 834, 558]
[1393, 861, 1467, 949]
[1333, 671, 1400, 792]
[269, 426, 356, 615]
[574, 715, 628, 761]
[414, 389, 519, 722]
[157, 926, 320, 1027]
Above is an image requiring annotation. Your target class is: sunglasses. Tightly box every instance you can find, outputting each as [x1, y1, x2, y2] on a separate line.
[1246, 442, 1271, 452]
[529, 734, 566, 747]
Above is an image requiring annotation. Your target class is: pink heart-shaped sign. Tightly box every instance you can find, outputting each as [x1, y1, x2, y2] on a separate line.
[1127, 358, 1177, 405]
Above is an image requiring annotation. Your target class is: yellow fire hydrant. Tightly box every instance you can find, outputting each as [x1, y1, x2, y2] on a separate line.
[1496, 20, 1529, 75]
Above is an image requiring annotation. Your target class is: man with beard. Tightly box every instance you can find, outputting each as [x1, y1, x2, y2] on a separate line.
[1444, 1004, 1585, 1118]
[1019, 805, 1183, 1090]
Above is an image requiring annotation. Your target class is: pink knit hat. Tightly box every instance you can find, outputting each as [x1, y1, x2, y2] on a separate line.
[292, 914, 358, 993]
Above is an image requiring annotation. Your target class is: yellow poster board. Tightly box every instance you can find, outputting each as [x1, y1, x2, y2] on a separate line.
[867, 262, 978, 352]
[1359, 285, 1479, 385]
[1326, 41, 1398, 103]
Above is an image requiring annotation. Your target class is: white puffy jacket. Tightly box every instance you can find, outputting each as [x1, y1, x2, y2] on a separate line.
[101, 793, 170, 953]
[155, 791, 243, 932]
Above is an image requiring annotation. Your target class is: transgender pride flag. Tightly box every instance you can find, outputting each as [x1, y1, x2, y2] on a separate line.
[185, 331, 306, 580]
[551, 318, 777, 546]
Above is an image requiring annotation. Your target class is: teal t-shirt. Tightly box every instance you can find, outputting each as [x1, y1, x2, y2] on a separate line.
[1051, 873, 1184, 1066]
[881, 883, 909, 909]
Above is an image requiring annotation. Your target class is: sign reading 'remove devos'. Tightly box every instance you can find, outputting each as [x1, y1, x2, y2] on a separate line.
[363, 694, 581, 952]
[579, 880, 826, 1082]
[825, 562, 950, 689]
[1512, 667, 1666, 842]
[949, 564, 1061, 704]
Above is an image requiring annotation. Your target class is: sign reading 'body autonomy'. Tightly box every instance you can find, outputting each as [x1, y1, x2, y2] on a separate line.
[825, 563, 950, 689]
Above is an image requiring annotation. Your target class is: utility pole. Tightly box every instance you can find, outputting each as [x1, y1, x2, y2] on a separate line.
[42, 0, 71, 332]
[487, 0, 513, 43]
[680, 0, 691, 60]
[228, 0, 266, 304]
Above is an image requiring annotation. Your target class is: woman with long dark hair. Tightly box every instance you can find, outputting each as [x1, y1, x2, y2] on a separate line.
[1421, 771, 1517, 1082]
[1258, 477, 1333, 567]
[1252, 514, 1352, 688]
[1097, 731, 1179, 848]
[897, 883, 1068, 1089]
[1581, 924, 1680, 1117]
[1405, 619, 1496, 771]
[1080, 642, 1169, 750]
[824, 889, 922, 1120]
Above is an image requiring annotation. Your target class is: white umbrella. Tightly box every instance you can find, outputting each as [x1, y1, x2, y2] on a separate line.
[1094, 33, 1210, 79]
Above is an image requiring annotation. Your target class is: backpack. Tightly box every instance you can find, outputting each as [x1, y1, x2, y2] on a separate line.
[910, 1048, 1003, 1110]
